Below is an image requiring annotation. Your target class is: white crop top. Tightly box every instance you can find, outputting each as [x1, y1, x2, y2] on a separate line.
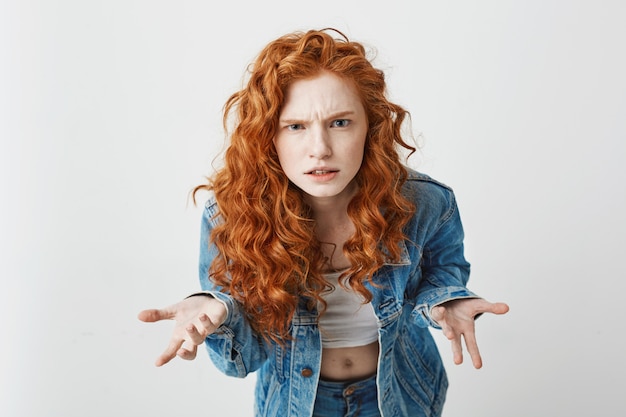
[318, 271, 379, 348]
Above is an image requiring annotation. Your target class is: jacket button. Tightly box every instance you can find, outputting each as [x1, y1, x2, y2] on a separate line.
[300, 368, 313, 377]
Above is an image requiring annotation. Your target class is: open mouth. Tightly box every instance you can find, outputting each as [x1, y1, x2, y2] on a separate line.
[308, 170, 337, 175]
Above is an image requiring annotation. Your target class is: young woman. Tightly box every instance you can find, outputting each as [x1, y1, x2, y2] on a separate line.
[139, 28, 509, 417]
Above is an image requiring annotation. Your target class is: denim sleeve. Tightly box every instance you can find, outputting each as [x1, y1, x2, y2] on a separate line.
[198, 200, 268, 377]
[413, 188, 478, 329]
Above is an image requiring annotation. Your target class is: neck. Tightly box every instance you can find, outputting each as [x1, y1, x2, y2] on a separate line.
[307, 185, 358, 253]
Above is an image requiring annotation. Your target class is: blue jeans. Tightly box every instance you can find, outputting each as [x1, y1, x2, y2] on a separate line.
[313, 374, 381, 417]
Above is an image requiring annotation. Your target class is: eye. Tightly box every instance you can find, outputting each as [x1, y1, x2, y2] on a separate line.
[286, 123, 304, 131]
[331, 119, 350, 128]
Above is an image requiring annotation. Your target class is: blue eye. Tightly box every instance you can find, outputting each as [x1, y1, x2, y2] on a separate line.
[332, 119, 350, 128]
[287, 124, 304, 131]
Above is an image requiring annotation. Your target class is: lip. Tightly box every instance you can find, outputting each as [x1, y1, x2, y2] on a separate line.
[305, 166, 338, 175]
[305, 167, 339, 182]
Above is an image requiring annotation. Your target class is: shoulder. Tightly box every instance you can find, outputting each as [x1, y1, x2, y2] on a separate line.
[400, 168, 465, 240]
[202, 193, 221, 228]
[402, 167, 455, 204]
[204, 193, 218, 215]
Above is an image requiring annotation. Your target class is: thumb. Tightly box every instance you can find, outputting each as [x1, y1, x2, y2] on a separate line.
[137, 308, 173, 323]
[490, 302, 510, 315]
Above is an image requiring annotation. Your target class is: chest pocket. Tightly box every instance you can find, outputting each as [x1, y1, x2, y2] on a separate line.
[375, 296, 403, 328]
[272, 303, 320, 380]
[369, 242, 411, 329]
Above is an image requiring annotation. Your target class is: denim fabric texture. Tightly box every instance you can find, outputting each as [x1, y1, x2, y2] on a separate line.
[313, 374, 381, 417]
[198, 169, 477, 417]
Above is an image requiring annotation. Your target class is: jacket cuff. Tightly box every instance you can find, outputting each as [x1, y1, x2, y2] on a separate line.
[413, 287, 480, 329]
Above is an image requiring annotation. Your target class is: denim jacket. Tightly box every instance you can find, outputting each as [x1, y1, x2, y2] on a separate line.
[197, 169, 478, 417]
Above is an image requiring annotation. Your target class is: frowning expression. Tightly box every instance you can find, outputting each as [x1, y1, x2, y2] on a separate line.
[273, 71, 368, 205]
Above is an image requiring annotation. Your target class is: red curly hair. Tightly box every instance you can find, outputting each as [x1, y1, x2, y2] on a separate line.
[194, 29, 415, 343]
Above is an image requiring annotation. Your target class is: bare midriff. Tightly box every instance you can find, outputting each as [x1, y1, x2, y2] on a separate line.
[320, 341, 379, 382]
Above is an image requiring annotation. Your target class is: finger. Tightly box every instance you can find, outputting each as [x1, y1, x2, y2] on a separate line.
[474, 301, 510, 317]
[441, 324, 456, 341]
[450, 334, 464, 365]
[137, 308, 175, 323]
[155, 337, 185, 367]
[177, 342, 198, 361]
[198, 313, 220, 334]
[185, 323, 207, 345]
[430, 305, 445, 324]
[463, 331, 483, 369]
[491, 302, 510, 315]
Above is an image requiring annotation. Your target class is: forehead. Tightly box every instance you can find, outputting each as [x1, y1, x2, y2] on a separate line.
[280, 72, 363, 116]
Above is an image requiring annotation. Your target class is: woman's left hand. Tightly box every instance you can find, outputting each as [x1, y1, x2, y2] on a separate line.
[430, 298, 509, 369]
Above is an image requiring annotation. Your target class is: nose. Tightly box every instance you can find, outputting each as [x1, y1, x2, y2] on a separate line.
[309, 127, 331, 159]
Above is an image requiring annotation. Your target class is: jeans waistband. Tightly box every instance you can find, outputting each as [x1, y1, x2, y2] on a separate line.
[317, 373, 377, 391]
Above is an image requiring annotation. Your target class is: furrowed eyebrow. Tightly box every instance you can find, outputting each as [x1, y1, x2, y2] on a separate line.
[279, 111, 356, 125]
[327, 111, 355, 120]
[279, 119, 306, 125]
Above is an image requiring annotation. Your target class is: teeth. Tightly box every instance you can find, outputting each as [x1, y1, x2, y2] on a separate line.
[313, 170, 330, 174]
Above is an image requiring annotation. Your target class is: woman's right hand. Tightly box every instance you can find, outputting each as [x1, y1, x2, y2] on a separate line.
[138, 295, 228, 366]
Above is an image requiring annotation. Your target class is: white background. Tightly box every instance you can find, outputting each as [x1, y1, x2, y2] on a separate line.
[2, 1, 625, 416]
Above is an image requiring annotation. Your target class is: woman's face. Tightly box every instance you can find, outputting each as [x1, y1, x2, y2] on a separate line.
[273, 71, 368, 207]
